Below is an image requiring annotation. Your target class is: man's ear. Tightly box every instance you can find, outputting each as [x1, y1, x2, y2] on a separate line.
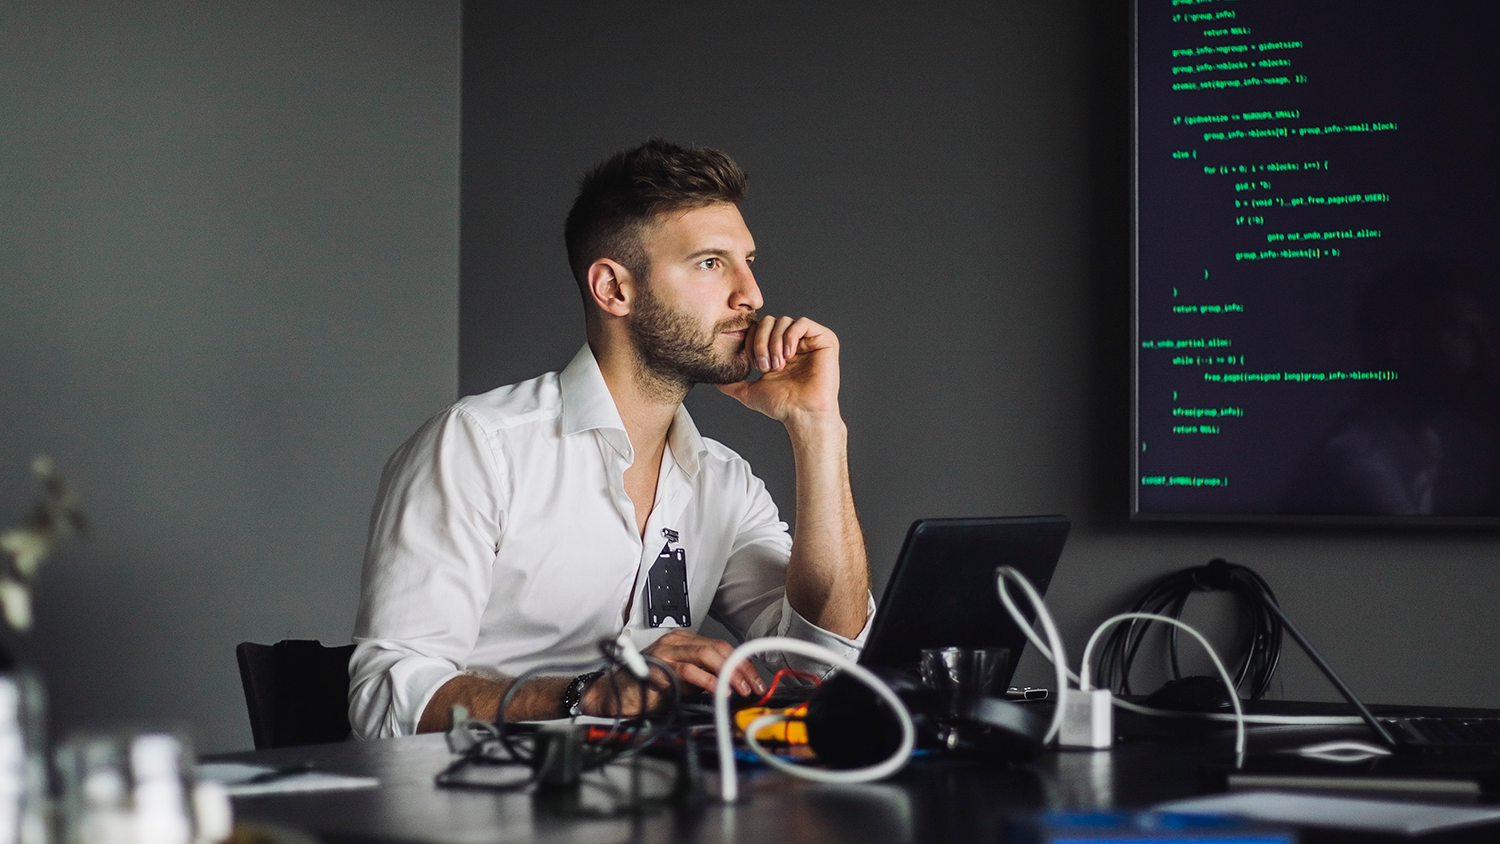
[586, 259, 635, 318]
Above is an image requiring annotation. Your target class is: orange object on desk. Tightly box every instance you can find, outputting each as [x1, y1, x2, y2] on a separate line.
[734, 703, 809, 745]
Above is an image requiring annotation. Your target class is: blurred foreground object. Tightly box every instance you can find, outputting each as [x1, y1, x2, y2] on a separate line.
[0, 674, 49, 844]
[57, 731, 232, 844]
[0, 457, 88, 632]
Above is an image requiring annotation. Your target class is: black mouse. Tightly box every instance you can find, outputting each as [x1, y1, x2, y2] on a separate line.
[1143, 675, 1236, 712]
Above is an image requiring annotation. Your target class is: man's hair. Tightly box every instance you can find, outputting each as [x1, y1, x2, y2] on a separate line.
[564, 138, 748, 300]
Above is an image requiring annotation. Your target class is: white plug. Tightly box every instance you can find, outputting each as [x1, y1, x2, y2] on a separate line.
[615, 629, 651, 681]
[1058, 687, 1114, 749]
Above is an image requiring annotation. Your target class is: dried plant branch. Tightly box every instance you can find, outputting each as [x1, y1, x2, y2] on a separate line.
[0, 456, 88, 631]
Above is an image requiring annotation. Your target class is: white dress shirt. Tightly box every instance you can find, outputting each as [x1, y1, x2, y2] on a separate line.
[349, 345, 873, 739]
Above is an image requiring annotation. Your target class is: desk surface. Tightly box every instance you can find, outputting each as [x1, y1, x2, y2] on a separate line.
[217, 722, 1499, 844]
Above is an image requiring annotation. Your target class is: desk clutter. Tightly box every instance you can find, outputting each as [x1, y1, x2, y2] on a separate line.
[411, 552, 1500, 841]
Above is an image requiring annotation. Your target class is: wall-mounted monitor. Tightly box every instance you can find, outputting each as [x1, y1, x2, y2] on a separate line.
[1133, 0, 1500, 523]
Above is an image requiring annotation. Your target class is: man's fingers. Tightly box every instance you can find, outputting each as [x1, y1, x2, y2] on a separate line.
[787, 317, 834, 358]
[781, 317, 814, 363]
[646, 630, 728, 662]
[671, 660, 762, 697]
[747, 315, 836, 375]
[766, 316, 795, 370]
[644, 631, 766, 696]
[663, 639, 738, 689]
[750, 315, 798, 372]
[669, 662, 721, 694]
[734, 660, 767, 696]
[751, 315, 777, 372]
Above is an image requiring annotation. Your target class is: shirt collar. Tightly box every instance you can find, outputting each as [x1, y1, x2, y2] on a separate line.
[667, 403, 705, 478]
[558, 344, 705, 477]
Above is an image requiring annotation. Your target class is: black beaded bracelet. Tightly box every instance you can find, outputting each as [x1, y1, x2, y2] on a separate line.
[561, 670, 605, 718]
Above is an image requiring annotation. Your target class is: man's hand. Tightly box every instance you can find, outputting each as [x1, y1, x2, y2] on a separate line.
[720, 314, 870, 639]
[717, 316, 841, 425]
[581, 630, 767, 717]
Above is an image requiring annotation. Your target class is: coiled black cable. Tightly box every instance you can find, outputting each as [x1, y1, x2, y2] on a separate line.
[437, 637, 685, 793]
[1095, 558, 1283, 699]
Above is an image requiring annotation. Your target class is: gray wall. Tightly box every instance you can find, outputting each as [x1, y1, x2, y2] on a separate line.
[461, 1, 1500, 707]
[1, 2, 460, 751]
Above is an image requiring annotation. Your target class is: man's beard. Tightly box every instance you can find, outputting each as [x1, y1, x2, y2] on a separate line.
[629, 284, 755, 395]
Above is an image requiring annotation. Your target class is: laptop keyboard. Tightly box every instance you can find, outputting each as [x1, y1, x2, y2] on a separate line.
[1386, 716, 1500, 747]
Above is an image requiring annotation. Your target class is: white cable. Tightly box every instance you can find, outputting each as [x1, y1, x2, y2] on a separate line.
[996, 571, 1249, 763]
[1112, 698, 1363, 725]
[1082, 612, 1246, 765]
[995, 567, 1071, 743]
[993, 568, 1358, 729]
[995, 567, 1072, 676]
[1294, 739, 1392, 762]
[713, 637, 915, 802]
[614, 629, 651, 681]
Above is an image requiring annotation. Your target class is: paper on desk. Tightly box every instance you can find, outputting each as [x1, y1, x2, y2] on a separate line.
[1155, 790, 1500, 835]
[197, 762, 378, 797]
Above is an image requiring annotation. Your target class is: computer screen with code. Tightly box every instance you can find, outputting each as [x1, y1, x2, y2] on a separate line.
[1133, 0, 1500, 522]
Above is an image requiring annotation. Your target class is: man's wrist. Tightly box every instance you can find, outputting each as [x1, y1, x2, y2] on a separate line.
[562, 670, 605, 718]
[782, 411, 847, 446]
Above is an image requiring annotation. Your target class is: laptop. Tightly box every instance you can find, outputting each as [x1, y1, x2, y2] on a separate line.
[687, 515, 1070, 711]
[858, 515, 1071, 681]
[1251, 583, 1500, 759]
[1216, 588, 1500, 796]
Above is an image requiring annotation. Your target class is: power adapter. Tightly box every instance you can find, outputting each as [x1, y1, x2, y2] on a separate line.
[1058, 687, 1113, 749]
[532, 722, 587, 786]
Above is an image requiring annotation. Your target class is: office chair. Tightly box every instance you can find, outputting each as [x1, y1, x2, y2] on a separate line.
[236, 639, 356, 750]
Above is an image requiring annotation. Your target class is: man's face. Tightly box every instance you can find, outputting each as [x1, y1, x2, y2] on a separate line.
[627, 202, 763, 387]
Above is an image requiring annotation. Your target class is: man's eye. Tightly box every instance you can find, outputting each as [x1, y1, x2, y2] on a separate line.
[699, 258, 718, 270]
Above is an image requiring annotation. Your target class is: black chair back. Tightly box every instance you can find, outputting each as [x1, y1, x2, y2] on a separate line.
[236, 639, 356, 749]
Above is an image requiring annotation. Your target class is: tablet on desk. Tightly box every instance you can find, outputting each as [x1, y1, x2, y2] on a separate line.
[860, 515, 1070, 680]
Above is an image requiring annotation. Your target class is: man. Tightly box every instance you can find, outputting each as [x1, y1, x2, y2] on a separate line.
[348, 139, 873, 739]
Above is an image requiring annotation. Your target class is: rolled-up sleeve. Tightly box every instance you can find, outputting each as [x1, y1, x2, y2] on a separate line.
[709, 467, 874, 674]
[348, 408, 505, 739]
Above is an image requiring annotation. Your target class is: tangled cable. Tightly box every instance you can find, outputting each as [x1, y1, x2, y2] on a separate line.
[436, 633, 683, 792]
[1094, 558, 1283, 699]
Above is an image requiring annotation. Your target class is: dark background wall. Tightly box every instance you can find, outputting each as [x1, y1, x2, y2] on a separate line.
[1, 1, 459, 751]
[461, 1, 1500, 706]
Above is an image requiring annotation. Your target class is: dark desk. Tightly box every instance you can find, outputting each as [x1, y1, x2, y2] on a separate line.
[217, 721, 1500, 844]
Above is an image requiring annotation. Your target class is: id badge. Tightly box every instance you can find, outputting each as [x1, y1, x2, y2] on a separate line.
[646, 540, 691, 628]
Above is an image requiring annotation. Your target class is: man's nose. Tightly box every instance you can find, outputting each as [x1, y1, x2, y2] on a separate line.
[731, 263, 763, 311]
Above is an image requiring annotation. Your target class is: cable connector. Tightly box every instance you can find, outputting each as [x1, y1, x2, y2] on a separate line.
[614, 629, 651, 681]
[1058, 687, 1113, 749]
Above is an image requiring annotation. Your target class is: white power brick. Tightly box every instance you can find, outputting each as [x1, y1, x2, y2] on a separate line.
[1058, 687, 1114, 749]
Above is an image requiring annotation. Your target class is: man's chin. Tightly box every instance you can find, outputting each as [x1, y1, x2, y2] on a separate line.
[701, 366, 752, 386]
[698, 355, 752, 386]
